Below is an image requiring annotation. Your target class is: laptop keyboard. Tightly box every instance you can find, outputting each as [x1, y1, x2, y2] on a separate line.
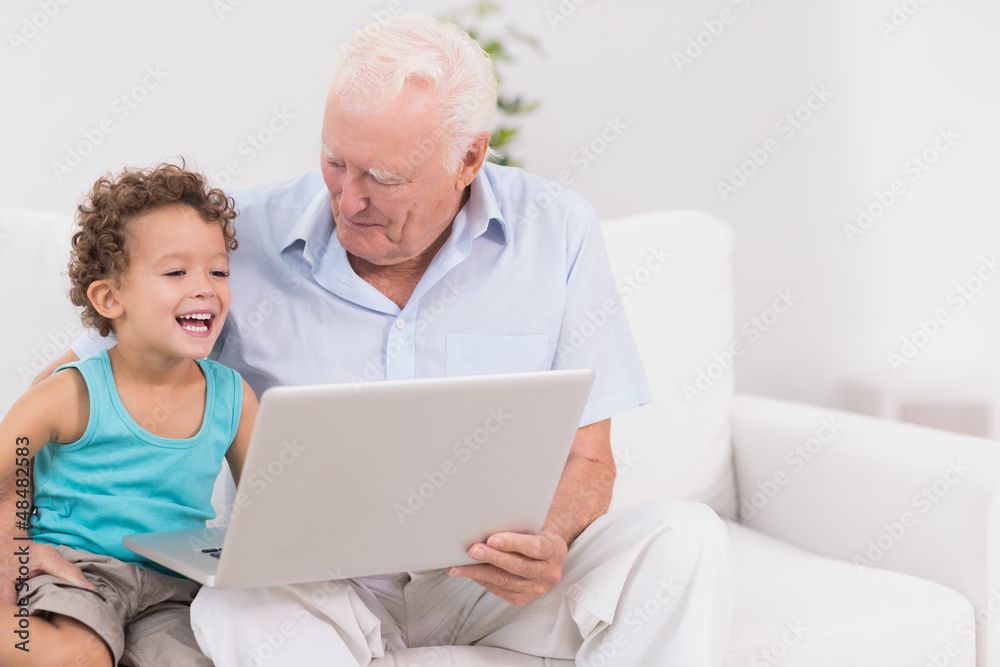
[201, 547, 222, 559]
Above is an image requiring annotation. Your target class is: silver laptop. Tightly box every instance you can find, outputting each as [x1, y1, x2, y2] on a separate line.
[124, 368, 595, 589]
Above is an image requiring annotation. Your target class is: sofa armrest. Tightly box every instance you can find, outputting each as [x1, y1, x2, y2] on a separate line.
[732, 393, 1000, 662]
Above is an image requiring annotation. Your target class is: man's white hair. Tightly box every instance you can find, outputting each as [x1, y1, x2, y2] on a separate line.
[329, 14, 500, 171]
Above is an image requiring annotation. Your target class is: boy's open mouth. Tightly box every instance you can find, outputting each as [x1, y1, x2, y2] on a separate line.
[176, 313, 214, 334]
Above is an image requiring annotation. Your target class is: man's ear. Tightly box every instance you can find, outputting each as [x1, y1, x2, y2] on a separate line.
[87, 280, 124, 321]
[455, 132, 491, 190]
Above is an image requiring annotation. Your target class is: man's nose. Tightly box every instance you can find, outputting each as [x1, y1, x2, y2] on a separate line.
[339, 170, 369, 217]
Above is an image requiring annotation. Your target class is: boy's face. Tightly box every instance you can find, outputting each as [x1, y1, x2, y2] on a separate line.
[110, 204, 231, 361]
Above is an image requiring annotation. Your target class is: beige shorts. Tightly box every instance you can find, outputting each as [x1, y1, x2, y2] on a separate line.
[24, 544, 212, 666]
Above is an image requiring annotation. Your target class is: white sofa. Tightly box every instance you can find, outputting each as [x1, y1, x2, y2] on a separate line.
[2, 206, 999, 666]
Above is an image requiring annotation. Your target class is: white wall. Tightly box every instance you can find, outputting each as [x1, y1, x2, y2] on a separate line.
[3, 0, 998, 409]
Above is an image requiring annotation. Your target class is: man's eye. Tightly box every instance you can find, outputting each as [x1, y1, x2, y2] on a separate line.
[372, 176, 403, 188]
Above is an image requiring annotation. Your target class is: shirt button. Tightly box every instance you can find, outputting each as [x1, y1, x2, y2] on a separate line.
[395, 318, 406, 329]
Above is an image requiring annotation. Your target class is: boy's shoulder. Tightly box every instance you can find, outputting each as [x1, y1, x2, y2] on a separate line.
[37, 362, 89, 398]
[59, 349, 108, 372]
[196, 357, 242, 376]
[195, 358, 245, 395]
[22, 363, 91, 444]
[52, 350, 110, 398]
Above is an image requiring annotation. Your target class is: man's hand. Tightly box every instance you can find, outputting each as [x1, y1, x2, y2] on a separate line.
[31, 348, 78, 387]
[0, 540, 94, 604]
[24, 542, 94, 587]
[447, 530, 568, 606]
[447, 420, 614, 606]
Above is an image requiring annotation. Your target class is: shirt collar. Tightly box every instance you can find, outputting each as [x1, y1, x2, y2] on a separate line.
[280, 185, 335, 267]
[278, 166, 509, 267]
[461, 165, 509, 246]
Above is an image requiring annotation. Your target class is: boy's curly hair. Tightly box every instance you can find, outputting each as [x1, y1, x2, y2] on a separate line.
[68, 161, 238, 337]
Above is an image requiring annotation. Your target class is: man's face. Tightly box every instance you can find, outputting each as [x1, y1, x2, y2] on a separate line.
[320, 84, 474, 267]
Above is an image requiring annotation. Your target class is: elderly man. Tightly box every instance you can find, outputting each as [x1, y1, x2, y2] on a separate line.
[9, 14, 734, 666]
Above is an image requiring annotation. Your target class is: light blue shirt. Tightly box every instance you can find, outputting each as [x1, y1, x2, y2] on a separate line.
[74, 163, 650, 426]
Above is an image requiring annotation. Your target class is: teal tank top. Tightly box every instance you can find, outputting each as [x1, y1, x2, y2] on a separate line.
[30, 349, 243, 572]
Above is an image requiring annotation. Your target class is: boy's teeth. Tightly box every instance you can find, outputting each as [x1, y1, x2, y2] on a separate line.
[177, 314, 212, 332]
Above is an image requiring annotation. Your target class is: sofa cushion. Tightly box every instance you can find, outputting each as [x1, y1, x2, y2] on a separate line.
[0, 208, 79, 416]
[600, 211, 737, 518]
[724, 521, 975, 667]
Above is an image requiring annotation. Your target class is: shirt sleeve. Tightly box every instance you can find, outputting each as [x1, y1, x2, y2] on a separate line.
[71, 328, 115, 360]
[553, 206, 652, 426]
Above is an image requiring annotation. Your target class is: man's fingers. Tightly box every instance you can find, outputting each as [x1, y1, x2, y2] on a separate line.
[449, 561, 559, 606]
[29, 544, 94, 589]
[44, 561, 94, 589]
[449, 532, 568, 606]
[485, 532, 551, 559]
[448, 562, 512, 585]
[450, 564, 527, 599]
[470, 543, 538, 578]
[486, 531, 565, 561]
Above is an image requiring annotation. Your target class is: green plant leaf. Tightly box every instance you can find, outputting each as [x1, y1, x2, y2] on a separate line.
[497, 95, 541, 115]
[441, 1, 542, 168]
[483, 40, 510, 61]
[491, 126, 518, 146]
[505, 23, 544, 54]
[475, 0, 501, 17]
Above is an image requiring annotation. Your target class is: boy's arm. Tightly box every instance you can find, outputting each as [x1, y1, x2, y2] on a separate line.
[0, 371, 88, 479]
[225, 379, 258, 486]
[0, 371, 94, 603]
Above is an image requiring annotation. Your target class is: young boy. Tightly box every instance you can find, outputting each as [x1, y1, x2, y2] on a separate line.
[0, 163, 258, 666]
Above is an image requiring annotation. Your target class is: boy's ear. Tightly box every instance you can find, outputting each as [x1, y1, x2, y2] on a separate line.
[87, 280, 124, 320]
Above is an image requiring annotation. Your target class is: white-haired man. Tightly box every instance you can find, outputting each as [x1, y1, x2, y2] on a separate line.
[10, 14, 735, 666]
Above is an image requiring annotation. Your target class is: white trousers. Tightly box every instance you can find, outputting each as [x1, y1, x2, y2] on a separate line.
[191, 500, 735, 666]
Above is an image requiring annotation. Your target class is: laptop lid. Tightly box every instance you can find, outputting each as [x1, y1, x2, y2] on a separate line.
[125, 368, 595, 588]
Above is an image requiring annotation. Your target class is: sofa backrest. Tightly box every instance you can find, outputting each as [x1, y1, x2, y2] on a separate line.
[0, 208, 80, 415]
[600, 211, 737, 518]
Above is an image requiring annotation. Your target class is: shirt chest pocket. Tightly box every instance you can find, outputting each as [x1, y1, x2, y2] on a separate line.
[446, 334, 551, 376]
